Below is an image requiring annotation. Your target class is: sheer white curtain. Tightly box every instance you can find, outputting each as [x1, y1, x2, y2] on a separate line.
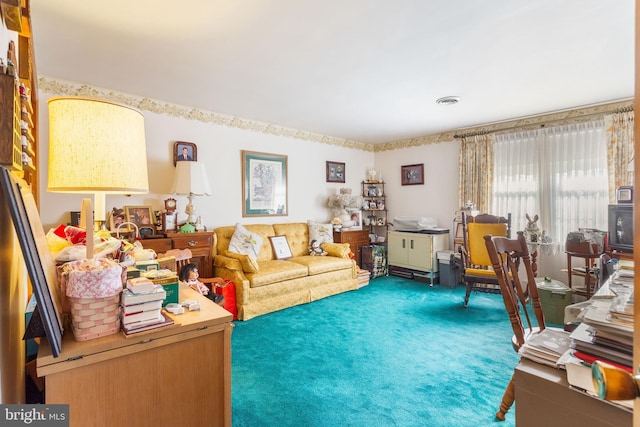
[492, 120, 609, 247]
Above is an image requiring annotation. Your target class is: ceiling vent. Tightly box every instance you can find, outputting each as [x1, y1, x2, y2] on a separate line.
[436, 96, 460, 106]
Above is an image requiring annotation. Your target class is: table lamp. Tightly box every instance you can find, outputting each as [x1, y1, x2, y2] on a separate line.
[48, 97, 149, 259]
[171, 161, 211, 233]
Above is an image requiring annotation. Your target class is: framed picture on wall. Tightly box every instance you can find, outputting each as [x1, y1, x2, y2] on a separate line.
[242, 150, 288, 217]
[173, 141, 197, 165]
[326, 161, 346, 183]
[401, 164, 424, 186]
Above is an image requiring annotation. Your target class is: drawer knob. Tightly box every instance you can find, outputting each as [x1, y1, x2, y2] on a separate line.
[188, 240, 197, 246]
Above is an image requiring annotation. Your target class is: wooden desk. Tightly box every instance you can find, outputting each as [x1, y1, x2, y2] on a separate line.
[514, 359, 631, 427]
[38, 285, 233, 427]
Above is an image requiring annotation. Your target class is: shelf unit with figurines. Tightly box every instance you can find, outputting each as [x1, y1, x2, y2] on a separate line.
[362, 169, 388, 242]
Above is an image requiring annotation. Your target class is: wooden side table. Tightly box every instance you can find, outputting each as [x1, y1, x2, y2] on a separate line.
[333, 229, 370, 268]
[565, 240, 601, 299]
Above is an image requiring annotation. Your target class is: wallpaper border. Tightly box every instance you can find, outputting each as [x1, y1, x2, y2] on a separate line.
[40, 76, 631, 154]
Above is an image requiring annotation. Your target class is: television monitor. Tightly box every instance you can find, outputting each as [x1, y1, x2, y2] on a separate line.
[608, 204, 633, 253]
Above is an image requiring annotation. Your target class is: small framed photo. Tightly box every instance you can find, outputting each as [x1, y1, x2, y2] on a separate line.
[401, 164, 424, 186]
[326, 161, 346, 183]
[269, 235, 293, 259]
[109, 207, 126, 232]
[173, 141, 197, 165]
[162, 212, 178, 233]
[348, 210, 363, 229]
[616, 186, 634, 204]
[125, 206, 155, 231]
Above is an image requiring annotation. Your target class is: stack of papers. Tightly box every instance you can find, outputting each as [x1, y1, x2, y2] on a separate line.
[518, 328, 571, 368]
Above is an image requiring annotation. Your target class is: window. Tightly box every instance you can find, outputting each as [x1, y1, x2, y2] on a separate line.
[492, 120, 609, 246]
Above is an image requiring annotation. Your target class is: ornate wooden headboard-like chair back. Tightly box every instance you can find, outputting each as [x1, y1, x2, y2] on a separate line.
[459, 212, 512, 307]
[484, 231, 546, 421]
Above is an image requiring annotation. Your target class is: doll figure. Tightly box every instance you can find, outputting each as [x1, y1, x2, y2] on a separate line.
[179, 263, 224, 305]
[309, 239, 327, 256]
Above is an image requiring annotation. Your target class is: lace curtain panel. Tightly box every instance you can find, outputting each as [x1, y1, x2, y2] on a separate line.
[492, 120, 609, 249]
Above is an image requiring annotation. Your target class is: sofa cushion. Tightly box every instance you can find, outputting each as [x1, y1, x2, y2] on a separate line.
[221, 250, 259, 273]
[308, 221, 334, 248]
[229, 223, 264, 260]
[288, 255, 354, 276]
[247, 260, 308, 288]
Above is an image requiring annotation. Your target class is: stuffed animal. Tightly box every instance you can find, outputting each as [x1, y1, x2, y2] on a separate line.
[309, 239, 327, 256]
[524, 213, 540, 243]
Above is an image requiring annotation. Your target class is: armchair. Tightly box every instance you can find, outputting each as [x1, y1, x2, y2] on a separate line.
[459, 212, 511, 307]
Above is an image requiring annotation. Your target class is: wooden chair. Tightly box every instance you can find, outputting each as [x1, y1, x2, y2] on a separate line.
[459, 212, 511, 307]
[160, 248, 228, 293]
[484, 231, 546, 421]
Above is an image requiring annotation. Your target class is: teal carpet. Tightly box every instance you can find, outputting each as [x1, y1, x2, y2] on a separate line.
[231, 276, 519, 427]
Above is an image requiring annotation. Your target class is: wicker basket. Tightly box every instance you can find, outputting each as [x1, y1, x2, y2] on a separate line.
[69, 293, 121, 341]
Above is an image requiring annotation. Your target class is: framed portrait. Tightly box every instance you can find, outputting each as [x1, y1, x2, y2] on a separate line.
[401, 163, 424, 186]
[326, 161, 346, 183]
[125, 205, 155, 231]
[173, 141, 197, 165]
[269, 235, 293, 260]
[108, 207, 126, 232]
[242, 150, 288, 217]
[348, 209, 363, 229]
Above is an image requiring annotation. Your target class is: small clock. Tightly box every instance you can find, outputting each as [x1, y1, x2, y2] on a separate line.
[164, 198, 177, 214]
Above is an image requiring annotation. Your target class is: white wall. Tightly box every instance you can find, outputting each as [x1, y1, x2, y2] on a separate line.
[373, 141, 460, 241]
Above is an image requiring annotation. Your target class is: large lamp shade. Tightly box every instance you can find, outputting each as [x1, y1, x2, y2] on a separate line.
[47, 97, 149, 257]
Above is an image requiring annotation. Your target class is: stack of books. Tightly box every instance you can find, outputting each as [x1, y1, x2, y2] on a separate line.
[121, 278, 173, 335]
[564, 269, 634, 409]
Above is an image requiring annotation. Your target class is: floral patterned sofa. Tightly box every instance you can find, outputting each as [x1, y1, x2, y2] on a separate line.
[213, 222, 358, 320]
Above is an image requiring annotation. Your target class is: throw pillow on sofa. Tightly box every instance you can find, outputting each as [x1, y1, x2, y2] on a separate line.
[229, 223, 263, 260]
[308, 220, 333, 247]
[221, 250, 259, 273]
[321, 242, 351, 258]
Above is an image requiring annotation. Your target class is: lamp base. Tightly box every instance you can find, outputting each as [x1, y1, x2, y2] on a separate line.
[180, 222, 196, 233]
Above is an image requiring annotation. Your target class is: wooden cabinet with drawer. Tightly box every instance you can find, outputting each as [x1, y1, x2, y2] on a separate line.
[142, 231, 214, 277]
[333, 229, 370, 268]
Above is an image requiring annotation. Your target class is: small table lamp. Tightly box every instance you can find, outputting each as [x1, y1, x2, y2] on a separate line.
[171, 161, 212, 233]
[48, 97, 149, 259]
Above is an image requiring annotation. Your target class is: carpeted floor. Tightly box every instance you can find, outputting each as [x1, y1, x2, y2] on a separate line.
[231, 276, 519, 426]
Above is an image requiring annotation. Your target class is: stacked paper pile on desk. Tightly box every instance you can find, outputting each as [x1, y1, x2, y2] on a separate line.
[121, 278, 173, 335]
[517, 328, 571, 368]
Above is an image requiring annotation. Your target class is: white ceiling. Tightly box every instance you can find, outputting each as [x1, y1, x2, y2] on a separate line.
[30, 0, 634, 144]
